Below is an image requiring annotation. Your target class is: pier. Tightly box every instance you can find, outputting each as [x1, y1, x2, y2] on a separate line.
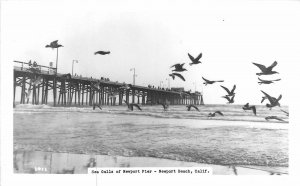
[13, 61, 204, 107]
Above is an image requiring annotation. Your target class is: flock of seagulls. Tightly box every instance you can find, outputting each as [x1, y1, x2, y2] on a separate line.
[29, 40, 289, 122]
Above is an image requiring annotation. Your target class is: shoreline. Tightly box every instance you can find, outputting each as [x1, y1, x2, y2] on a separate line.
[14, 150, 288, 175]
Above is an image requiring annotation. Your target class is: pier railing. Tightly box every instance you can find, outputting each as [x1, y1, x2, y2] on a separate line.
[13, 61, 204, 107]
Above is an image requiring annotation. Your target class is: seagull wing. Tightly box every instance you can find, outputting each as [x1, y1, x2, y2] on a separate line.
[215, 111, 223, 116]
[231, 85, 236, 94]
[268, 61, 278, 70]
[253, 63, 267, 72]
[261, 90, 275, 105]
[170, 63, 178, 68]
[173, 73, 185, 81]
[222, 96, 230, 102]
[188, 53, 195, 61]
[258, 77, 267, 82]
[277, 94, 282, 102]
[220, 85, 230, 95]
[202, 77, 209, 82]
[250, 106, 256, 115]
[195, 53, 202, 61]
[169, 73, 175, 80]
[191, 105, 199, 111]
[272, 79, 281, 82]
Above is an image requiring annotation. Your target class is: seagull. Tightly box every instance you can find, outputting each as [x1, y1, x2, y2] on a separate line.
[186, 104, 199, 111]
[261, 90, 282, 109]
[45, 40, 63, 49]
[157, 101, 169, 111]
[94, 51, 110, 55]
[222, 95, 235, 104]
[93, 103, 102, 110]
[208, 111, 224, 117]
[220, 85, 236, 96]
[242, 103, 256, 115]
[281, 109, 289, 117]
[202, 77, 224, 85]
[252, 61, 279, 76]
[188, 53, 202, 65]
[124, 100, 142, 111]
[171, 63, 187, 72]
[258, 77, 281, 85]
[265, 116, 285, 122]
[169, 73, 185, 81]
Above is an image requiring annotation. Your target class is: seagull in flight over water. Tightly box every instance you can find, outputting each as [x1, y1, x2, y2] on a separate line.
[261, 90, 282, 110]
[242, 103, 256, 115]
[258, 77, 281, 85]
[186, 104, 199, 111]
[170, 63, 187, 72]
[45, 40, 63, 49]
[202, 77, 224, 85]
[220, 85, 236, 96]
[208, 111, 224, 117]
[252, 61, 279, 76]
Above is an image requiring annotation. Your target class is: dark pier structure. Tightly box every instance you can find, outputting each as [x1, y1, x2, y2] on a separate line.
[13, 61, 204, 107]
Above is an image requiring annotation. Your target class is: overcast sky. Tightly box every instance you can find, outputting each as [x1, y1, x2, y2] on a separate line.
[2, 0, 300, 105]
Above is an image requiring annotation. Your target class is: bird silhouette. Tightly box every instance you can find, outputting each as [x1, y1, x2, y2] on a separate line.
[188, 53, 202, 65]
[265, 116, 285, 122]
[258, 77, 281, 85]
[94, 51, 110, 55]
[222, 95, 235, 104]
[202, 77, 224, 85]
[45, 40, 63, 49]
[261, 90, 282, 109]
[93, 103, 102, 110]
[186, 104, 199, 111]
[220, 85, 236, 96]
[171, 63, 187, 72]
[208, 111, 224, 117]
[169, 73, 185, 81]
[124, 100, 142, 111]
[252, 61, 279, 76]
[242, 103, 256, 115]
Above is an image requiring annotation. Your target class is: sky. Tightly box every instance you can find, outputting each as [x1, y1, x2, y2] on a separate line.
[1, 0, 300, 105]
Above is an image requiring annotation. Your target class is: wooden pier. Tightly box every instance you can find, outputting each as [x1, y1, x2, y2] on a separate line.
[13, 61, 204, 107]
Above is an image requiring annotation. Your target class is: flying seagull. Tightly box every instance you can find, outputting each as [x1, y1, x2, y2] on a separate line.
[93, 103, 102, 110]
[169, 73, 185, 81]
[220, 85, 236, 96]
[242, 103, 256, 115]
[222, 95, 235, 104]
[202, 77, 224, 85]
[94, 51, 110, 55]
[208, 111, 224, 117]
[265, 116, 285, 122]
[171, 63, 187, 72]
[261, 90, 282, 109]
[258, 77, 281, 85]
[124, 100, 142, 111]
[252, 61, 279, 76]
[45, 40, 63, 49]
[186, 104, 199, 111]
[188, 53, 202, 65]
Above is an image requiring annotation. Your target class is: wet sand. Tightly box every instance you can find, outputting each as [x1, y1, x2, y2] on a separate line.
[14, 150, 288, 175]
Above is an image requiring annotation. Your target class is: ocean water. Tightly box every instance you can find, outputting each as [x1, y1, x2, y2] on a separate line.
[14, 104, 288, 167]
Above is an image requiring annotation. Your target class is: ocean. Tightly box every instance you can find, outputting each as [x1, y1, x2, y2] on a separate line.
[14, 104, 288, 168]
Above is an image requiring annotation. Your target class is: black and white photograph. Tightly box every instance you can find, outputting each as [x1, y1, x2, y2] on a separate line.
[1, 0, 300, 185]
